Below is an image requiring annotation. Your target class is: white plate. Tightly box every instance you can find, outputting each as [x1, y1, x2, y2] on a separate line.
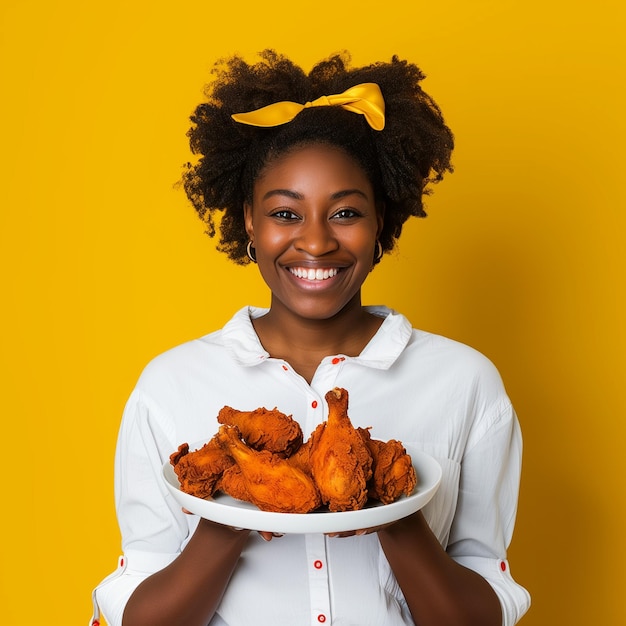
[162, 444, 442, 534]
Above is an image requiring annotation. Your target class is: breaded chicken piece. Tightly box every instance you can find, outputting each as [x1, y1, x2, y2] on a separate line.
[217, 405, 303, 456]
[358, 427, 417, 504]
[215, 425, 321, 514]
[216, 464, 250, 502]
[286, 437, 313, 475]
[170, 438, 234, 499]
[308, 388, 373, 512]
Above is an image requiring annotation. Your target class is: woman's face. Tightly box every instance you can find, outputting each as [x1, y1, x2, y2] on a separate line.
[244, 143, 383, 322]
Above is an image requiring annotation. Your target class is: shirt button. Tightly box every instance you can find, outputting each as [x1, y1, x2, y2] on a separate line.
[317, 615, 326, 623]
[500, 560, 507, 572]
[311, 400, 318, 409]
[313, 559, 323, 569]
[331, 357, 345, 365]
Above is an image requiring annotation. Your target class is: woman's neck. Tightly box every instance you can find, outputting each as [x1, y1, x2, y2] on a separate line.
[251, 298, 382, 383]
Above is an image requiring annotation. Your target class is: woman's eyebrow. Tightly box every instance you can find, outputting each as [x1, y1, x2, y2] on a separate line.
[331, 189, 369, 200]
[262, 189, 304, 201]
[262, 188, 369, 201]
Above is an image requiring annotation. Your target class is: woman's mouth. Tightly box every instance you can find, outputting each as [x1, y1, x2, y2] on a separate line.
[288, 267, 339, 281]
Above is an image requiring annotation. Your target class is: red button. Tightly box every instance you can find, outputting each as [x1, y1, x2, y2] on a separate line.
[318, 615, 326, 623]
[500, 561, 506, 572]
[331, 357, 345, 365]
[312, 400, 318, 409]
[282, 365, 288, 371]
[314, 559, 323, 569]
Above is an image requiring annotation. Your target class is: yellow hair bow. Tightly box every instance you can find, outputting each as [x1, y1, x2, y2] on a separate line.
[231, 82, 385, 131]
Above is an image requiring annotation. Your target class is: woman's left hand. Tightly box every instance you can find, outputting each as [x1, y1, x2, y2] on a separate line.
[325, 522, 394, 538]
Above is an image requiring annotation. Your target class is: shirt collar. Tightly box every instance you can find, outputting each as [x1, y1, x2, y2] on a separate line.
[221, 305, 412, 370]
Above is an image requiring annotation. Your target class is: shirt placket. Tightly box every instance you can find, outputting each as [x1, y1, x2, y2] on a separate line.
[276, 357, 347, 435]
[275, 354, 345, 625]
[306, 533, 331, 625]
[310, 356, 346, 397]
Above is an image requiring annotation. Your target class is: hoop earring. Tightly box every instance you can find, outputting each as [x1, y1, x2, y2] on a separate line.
[246, 241, 257, 263]
[374, 240, 383, 264]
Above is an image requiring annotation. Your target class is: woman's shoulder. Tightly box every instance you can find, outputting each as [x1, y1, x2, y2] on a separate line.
[135, 307, 262, 387]
[404, 325, 507, 391]
[374, 306, 499, 368]
[366, 306, 502, 375]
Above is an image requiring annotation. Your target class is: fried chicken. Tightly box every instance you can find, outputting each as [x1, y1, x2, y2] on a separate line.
[358, 427, 417, 504]
[308, 388, 373, 512]
[171, 392, 417, 515]
[217, 405, 303, 456]
[215, 425, 321, 514]
[169, 438, 234, 499]
[217, 464, 250, 502]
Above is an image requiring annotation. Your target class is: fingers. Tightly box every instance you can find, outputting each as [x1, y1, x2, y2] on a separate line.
[181, 509, 284, 541]
[326, 526, 386, 538]
[326, 530, 365, 538]
[259, 531, 284, 542]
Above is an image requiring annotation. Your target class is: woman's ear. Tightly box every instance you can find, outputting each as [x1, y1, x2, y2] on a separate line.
[376, 202, 385, 239]
[243, 202, 254, 241]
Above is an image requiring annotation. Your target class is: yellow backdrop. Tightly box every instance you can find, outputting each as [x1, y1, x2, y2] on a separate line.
[1, 1, 624, 624]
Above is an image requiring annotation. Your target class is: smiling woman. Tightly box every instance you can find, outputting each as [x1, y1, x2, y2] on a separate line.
[90, 50, 530, 626]
[244, 144, 384, 356]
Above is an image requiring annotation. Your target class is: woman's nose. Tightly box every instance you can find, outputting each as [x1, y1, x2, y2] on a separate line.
[294, 219, 339, 256]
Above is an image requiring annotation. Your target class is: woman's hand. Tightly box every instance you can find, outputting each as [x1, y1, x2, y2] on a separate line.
[325, 521, 395, 538]
[183, 507, 281, 542]
[258, 531, 284, 541]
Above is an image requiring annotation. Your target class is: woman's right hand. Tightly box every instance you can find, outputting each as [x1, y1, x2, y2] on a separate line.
[183, 507, 280, 542]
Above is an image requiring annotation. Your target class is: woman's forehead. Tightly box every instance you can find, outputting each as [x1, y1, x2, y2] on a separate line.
[254, 144, 374, 195]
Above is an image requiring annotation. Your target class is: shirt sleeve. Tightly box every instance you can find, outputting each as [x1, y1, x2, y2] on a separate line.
[91, 389, 196, 626]
[446, 403, 531, 625]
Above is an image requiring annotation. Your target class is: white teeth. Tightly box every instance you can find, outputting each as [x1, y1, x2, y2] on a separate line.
[290, 267, 338, 281]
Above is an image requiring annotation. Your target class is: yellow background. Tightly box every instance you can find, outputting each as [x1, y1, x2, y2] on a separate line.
[1, 1, 624, 624]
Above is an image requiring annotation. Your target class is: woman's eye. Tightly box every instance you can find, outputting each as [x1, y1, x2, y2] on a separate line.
[332, 208, 360, 220]
[271, 209, 299, 220]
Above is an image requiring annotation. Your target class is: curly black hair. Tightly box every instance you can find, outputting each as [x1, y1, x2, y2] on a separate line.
[182, 49, 454, 264]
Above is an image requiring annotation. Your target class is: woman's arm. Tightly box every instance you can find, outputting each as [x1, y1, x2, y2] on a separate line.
[122, 519, 250, 626]
[378, 511, 502, 626]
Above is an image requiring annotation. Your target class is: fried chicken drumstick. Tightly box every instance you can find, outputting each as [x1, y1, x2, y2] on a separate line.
[215, 425, 321, 514]
[217, 405, 303, 456]
[216, 464, 250, 502]
[308, 388, 373, 512]
[169, 438, 234, 499]
[358, 427, 418, 504]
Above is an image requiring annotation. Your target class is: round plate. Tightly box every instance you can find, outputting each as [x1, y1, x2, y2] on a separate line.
[162, 444, 442, 534]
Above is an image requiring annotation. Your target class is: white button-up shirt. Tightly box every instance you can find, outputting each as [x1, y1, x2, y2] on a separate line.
[91, 306, 530, 626]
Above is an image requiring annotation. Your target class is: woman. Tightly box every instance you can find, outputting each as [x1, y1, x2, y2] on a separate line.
[91, 50, 530, 626]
